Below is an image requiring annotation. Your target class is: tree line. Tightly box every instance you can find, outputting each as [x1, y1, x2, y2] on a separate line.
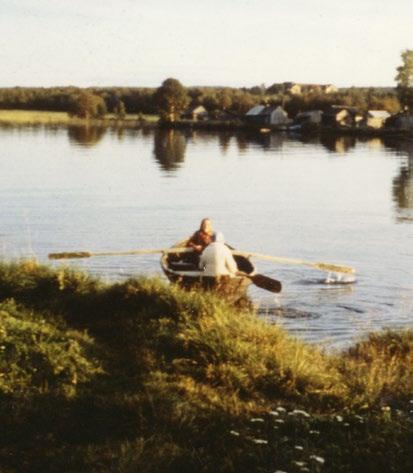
[0, 84, 401, 119]
[0, 50, 411, 120]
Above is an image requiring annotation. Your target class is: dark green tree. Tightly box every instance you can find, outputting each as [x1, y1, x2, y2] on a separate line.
[154, 78, 189, 122]
[395, 49, 413, 110]
[69, 92, 107, 119]
[114, 100, 126, 119]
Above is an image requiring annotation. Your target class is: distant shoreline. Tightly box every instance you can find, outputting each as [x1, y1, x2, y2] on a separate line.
[0, 109, 411, 137]
[0, 109, 158, 128]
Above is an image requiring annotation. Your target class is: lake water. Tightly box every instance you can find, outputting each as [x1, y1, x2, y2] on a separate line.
[0, 124, 412, 349]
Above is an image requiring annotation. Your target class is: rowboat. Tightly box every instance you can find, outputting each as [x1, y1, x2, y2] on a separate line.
[160, 240, 256, 297]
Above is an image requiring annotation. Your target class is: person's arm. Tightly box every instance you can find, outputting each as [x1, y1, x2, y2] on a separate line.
[186, 232, 203, 253]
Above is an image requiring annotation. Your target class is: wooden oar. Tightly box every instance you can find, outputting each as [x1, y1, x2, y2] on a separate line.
[238, 271, 282, 293]
[48, 247, 192, 260]
[233, 251, 355, 275]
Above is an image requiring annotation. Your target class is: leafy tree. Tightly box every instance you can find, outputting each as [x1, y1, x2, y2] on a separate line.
[395, 49, 413, 110]
[114, 100, 126, 119]
[154, 78, 189, 122]
[216, 89, 232, 110]
[69, 92, 107, 119]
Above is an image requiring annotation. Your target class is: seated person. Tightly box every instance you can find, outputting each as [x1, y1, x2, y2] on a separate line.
[199, 232, 238, 277]
[186, 218, 214, 254]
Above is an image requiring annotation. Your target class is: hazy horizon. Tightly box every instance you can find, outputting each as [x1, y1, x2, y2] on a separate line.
[1, 0, 412, 89]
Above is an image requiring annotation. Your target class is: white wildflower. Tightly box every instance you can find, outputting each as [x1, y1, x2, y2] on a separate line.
[381, 406, 391, 412]
[276, 406, 287, 413]
[292, 461, 306, 467]
[230, 430, 240, 437]
[344, 422, 350, 427]
[269, 410, 279, 417]
[275, 419, 285, 424]
[250, 418, 265, 423]
[292, 409, 311, 418]
[252, 438, 268, 445]
[409, 400, 413, 404]
[309, 430, 320, 435]
[309, 455, 325, 465]
[274, 470, 288, 473]
[294, 445, 304, 451]
[335, 415, 343, 422]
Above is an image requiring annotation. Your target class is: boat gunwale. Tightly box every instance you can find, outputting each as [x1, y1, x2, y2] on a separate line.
[160, 238, 256, 281]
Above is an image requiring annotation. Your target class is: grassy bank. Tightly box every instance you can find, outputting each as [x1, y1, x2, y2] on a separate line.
[0, 260, 412, 472]
[0, 109, 159, 127]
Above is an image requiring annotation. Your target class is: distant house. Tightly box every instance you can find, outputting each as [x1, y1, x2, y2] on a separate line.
[267, 82, 337, 96]
[245, 105, 290, 126]
[300, 84, 338, 95]
[182, 105, 209, 121]
[323, 84, 338, 94]
[294, 110, 323, 125]
[360, 110, 391, 129]
[386, 112, 413, 130]
[322, 106, 363, 128]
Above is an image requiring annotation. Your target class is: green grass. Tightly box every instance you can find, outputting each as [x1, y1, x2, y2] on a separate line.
[0, 260, 412, 472]
[0, 109, 159, 126]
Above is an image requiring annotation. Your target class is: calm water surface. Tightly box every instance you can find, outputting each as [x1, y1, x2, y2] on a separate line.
[0, 125, 412, 349]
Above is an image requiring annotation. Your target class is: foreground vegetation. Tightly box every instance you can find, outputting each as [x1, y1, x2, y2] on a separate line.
[0, 261, 412, 472]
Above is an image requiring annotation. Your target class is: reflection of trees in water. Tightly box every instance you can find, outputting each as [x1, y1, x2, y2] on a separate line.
[68, 125, 107, 147]
[393, 164, 412, 210]
[235, 134, 249, 153]
[153, 129, 187, 171]
[384, 138, 413, 221]
[320, 135, 356, 154]
[234, 131, 287, 153]
[218, 132, 232, 153]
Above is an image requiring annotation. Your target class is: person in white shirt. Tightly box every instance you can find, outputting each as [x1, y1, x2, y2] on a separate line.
[198, 232, 238, 277]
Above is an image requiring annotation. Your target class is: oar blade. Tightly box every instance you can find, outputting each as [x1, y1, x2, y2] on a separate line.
[313, 263, 355, 275]
[48, 251, 91, 260]
[250, 273, 282, 293]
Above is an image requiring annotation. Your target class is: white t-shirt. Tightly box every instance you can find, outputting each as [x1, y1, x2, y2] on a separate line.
[199, 243, 238, 277]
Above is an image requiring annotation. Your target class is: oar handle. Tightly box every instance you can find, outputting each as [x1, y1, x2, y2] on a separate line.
[233, 251, 355, 275]
[48, 247, 192, 260]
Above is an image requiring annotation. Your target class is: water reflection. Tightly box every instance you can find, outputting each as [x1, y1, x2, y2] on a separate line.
[61, 124, 413, 222]
[242, 131, 285, 151]
[384, 138, 413, 222]
[68, 125, 107, 147]
[153, 129, 187, 172]
[320, 135, 356, 154]
[218, 132, 232, 153]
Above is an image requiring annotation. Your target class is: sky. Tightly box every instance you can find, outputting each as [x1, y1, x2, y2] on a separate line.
[1, 0, 412, 88]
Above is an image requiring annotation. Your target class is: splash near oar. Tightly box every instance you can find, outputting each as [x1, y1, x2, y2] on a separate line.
[324, 271, 357, 284]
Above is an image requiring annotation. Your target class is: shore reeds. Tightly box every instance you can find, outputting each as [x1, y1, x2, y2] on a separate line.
[0, 109, 158, 127]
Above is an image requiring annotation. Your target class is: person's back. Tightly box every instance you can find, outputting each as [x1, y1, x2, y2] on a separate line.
[199, 233, 238, 277]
